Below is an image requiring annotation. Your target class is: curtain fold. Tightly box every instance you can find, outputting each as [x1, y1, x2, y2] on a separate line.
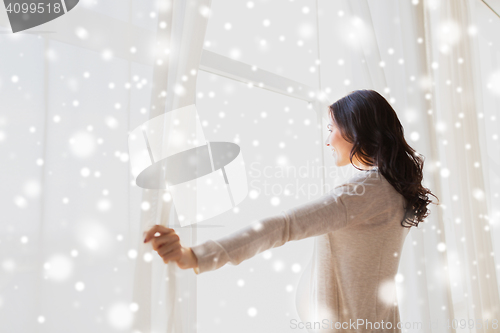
[131, 1, 212, 332]
[424, 0, 500, 328]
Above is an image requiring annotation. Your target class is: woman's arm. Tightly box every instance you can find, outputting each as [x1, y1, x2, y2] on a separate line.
[191, 184, 357, 275]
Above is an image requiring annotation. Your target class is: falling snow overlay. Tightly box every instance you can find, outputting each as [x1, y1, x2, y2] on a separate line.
[0, 0, 499, 332]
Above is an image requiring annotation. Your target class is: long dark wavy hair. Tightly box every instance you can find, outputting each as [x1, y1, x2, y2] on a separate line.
[329, 89, 439, 228]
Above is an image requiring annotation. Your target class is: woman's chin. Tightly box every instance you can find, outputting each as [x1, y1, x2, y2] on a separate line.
[332, 158, 346, 167]
[331, 153, 345, 167]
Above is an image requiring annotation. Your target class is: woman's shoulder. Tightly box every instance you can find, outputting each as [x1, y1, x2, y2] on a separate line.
[343, 168, 406, 210]
[347, 168, 381, 183]
[341, 168, 383, 191]
[329, 168, 398, 202]
[321, 169, 401, 222]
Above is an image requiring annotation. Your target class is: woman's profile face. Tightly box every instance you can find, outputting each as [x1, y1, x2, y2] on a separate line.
[325, 111, 353, 167]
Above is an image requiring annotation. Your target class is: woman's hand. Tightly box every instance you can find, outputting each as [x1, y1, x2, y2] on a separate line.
[143, 225, 198, 270]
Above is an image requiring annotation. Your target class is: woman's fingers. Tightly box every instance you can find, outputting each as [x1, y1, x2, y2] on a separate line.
[158, 241, 182, 257]
[151, 233, 179, 251]
[143, 224, 174, 243]
[160, 247, 182, 264]
[153, 233, 180, 252]
[143, 225, 186, 266]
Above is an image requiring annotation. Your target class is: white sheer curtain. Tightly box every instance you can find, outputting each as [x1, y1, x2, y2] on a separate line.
[130, 0, 211, 332]
[1, 0, 500, 332]
[0, 0, 210, 331]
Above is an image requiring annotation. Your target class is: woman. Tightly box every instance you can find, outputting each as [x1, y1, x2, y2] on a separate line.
[144, 89, 439, 332]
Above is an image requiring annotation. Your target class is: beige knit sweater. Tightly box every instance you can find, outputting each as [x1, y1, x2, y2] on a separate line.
[190, 168, 410, 332]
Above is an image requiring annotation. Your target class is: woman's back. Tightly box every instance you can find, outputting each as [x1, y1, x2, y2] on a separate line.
[295, 169, 410, 332]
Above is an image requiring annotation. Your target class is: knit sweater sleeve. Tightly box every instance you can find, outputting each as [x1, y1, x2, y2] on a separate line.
[190, 183, 361, 275]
